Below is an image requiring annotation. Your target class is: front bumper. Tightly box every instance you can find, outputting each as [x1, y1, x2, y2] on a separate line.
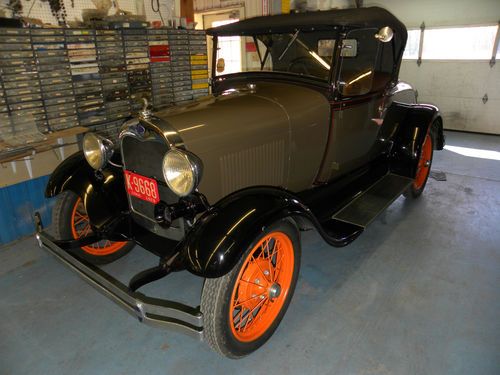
[34, 222, 204, 340]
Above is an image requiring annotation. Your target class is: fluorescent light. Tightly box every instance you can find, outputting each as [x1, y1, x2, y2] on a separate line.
[309, 51, 330, 69]
[348, 70, 372, 85]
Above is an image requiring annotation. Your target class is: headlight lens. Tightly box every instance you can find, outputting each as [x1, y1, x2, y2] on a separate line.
[82, 133, 114, 170]
[162, 149, 202, 197]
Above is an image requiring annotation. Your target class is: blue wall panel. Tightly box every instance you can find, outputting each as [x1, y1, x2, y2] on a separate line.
[0, 175, 55, 245]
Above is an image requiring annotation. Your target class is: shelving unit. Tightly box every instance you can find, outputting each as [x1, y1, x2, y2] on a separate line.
[148, 28, 174, 108]
[0, 28, 46, 146]
[169, 29, 193, 103]
[33, 28, 75, 132]
[189, 30, 209, 99]
[0, 26, 209, 153]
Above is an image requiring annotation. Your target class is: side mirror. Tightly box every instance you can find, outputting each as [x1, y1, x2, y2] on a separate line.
[216, 58, 225, 73]
[375, 26, 394, 43]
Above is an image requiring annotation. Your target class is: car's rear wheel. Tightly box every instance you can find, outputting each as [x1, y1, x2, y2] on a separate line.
[201, 220, 301, 358]
[404, 129, 434, 198]
[52, 191, 134, 265]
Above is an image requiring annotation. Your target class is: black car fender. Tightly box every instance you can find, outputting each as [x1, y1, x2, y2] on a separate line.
[383, 102, 444, 178]
[45, 151, 128, 229]
[178, 186, 360, 278]
[178, 187, 306, 278]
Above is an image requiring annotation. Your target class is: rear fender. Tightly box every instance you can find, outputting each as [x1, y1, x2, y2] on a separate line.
[384, 102, 444, 178]
[45, 151, 128, 229]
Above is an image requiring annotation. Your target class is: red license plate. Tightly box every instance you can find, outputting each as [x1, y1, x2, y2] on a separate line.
[124, 170, 160, 204]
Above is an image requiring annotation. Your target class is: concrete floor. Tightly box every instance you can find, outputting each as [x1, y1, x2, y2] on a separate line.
[1, 131, 499, 375]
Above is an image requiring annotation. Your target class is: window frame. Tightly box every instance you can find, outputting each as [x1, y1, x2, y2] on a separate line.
[402, 23, 500, 62]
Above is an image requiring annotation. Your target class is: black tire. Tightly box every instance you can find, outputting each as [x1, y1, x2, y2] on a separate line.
[201, 220, 301, 358]
[52, 191, 134, 265]
[404, 127, 435, 199]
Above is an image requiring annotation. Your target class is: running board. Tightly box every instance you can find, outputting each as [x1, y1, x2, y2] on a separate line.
[332, 173, 413, 227]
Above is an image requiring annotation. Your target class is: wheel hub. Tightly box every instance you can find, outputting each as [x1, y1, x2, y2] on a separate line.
[268, 283, 281, 299]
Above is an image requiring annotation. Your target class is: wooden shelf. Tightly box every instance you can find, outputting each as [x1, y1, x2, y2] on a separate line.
[0, 127, 88, 163]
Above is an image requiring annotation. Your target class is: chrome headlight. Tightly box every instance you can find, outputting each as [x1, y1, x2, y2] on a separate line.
[82, 133, 114, 170]
[162, 149, 202, 197]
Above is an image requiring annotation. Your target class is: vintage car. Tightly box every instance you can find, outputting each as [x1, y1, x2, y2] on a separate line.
[35, 7, 445, 358]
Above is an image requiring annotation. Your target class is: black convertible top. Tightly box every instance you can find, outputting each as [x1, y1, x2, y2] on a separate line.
[206, 7, 406, 38]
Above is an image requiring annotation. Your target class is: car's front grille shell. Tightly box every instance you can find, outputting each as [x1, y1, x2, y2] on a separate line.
[121, 134, 179, 222]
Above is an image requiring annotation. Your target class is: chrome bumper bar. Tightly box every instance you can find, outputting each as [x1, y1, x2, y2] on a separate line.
[35, 230, 204, 340]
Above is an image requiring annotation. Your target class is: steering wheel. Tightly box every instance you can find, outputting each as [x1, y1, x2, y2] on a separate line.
[288, 57, 313, 76]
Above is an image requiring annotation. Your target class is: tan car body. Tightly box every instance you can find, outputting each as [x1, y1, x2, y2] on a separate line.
[154, 81, 330, 203]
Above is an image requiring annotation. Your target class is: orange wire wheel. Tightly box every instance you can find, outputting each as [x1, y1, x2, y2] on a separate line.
[414, 132, 433, 190]
[53, 191, 133, 265]
[70, 197, 128, 256]
[229, 231, 295, 342]
[201, 221, 300, 358]
[404, 130, 434, 199]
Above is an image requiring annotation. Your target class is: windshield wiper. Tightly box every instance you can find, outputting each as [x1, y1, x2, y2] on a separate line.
[295, 38, 331, 69]
[278, 30, 300, 61]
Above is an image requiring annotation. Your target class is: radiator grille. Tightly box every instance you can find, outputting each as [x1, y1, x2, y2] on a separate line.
[220, 140, 285, 196]
[121, 135, 178, 220]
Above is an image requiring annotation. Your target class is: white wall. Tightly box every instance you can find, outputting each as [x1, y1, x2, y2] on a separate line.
[363, 0, 500, 28]
[365, 0, 500, 134]
[306, 0, 500, 27]
[400, 61, 499, 134]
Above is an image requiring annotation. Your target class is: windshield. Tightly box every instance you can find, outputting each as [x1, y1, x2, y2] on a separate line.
[213, 30, 338, 81]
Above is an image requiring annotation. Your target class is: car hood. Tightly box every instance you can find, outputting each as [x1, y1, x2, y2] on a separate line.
[151, 81, 330, 201]
[153, 81, 326, 153]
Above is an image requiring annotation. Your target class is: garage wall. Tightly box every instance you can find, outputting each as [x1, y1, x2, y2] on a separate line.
[364, 0, 500, 135]
[362, 0, 499, 28]
[0, 175, 55, 245]
[399, 61, 499, 134]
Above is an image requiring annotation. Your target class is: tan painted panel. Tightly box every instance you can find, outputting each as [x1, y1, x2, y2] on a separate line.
[0, 161, 31, 187]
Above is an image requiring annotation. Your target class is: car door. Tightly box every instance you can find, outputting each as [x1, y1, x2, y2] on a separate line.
[316, 28, 391, 183]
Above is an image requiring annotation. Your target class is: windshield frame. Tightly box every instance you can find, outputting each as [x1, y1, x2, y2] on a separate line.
[210, 30, 342, 87]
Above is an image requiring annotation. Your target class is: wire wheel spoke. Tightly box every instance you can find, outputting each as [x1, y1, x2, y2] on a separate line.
[250, 253, 270, 282]
[233, 292, 266, 309]
[272, 250, 284, 283]
[70, 197, 125, 255]
[236, 297, 267, 332]
[229, 230, 295, 343]
[239, 278, 265, 288]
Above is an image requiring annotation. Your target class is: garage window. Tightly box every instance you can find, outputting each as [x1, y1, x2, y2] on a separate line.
[422, 25, 498, 60]
[402, 29, 420, 59]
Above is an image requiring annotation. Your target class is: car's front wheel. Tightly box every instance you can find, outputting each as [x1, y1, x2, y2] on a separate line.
[201, 220, 301, 358]
[52, 191, 134, 264]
